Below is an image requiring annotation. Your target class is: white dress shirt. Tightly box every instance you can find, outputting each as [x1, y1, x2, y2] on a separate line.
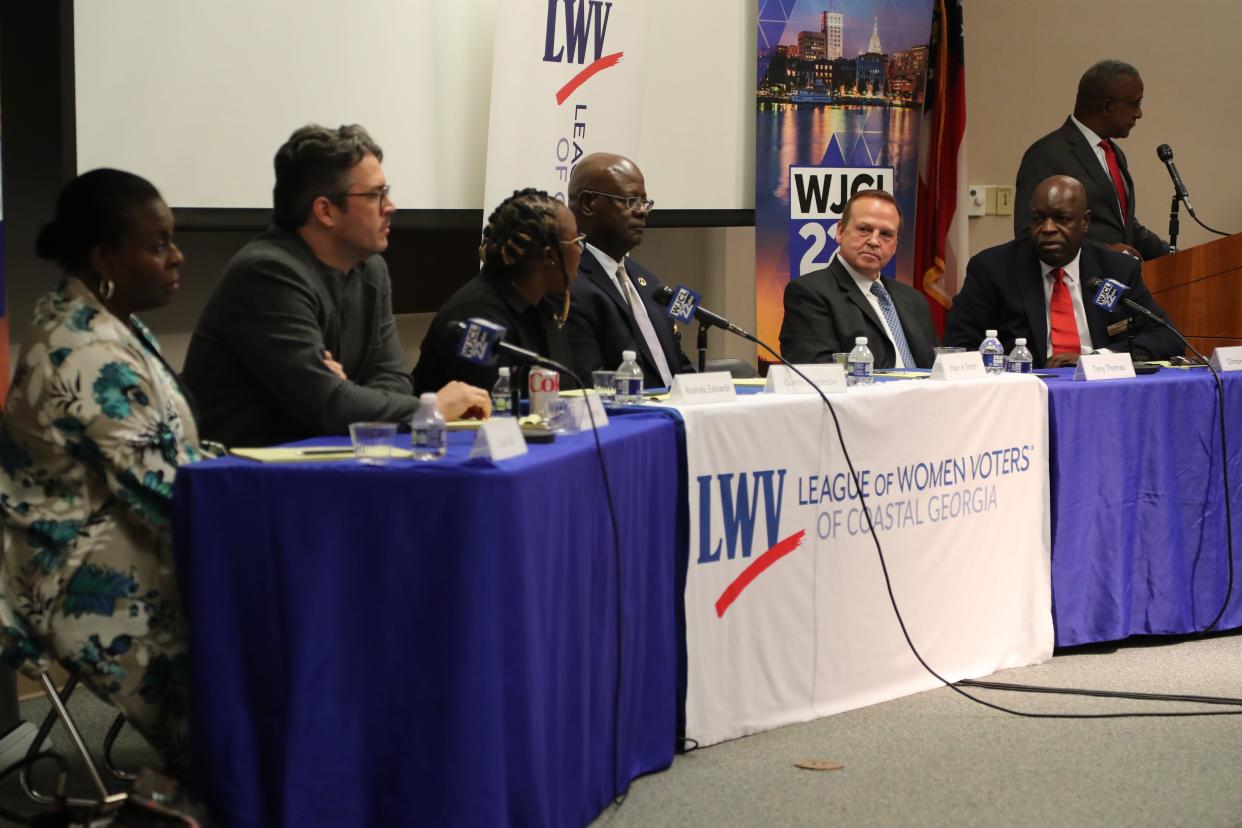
[586, 243, 626, 300]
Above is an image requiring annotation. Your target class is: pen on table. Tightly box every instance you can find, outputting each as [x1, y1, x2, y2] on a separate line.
[299, 447, 354, 455]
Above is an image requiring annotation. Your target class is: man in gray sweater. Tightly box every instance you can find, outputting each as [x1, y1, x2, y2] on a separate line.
[183, 125, 488, 447]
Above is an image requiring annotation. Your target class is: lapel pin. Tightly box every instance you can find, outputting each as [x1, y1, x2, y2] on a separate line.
[636, 276, 648, 287]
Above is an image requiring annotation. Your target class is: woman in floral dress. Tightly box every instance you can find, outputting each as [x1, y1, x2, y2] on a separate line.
[0, 169, 206, 775]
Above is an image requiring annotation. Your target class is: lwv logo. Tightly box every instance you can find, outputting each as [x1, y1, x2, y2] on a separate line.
[697, 469, 806, 618]
[543, 0, 613, 64]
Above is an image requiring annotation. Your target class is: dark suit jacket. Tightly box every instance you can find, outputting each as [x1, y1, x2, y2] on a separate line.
[944, 237, 1182, 368]
[1014, 117, 1171, 260]
[779, 258, 938, 368]
[566, 253, 693, 387]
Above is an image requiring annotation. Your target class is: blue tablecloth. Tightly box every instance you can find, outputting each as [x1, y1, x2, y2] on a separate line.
[173, 413, 679, 828]
[1043, 367, 1242, 645]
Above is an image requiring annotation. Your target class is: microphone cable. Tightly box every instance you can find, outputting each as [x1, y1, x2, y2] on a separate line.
[456, 323, 631, 802]
[1187, 213, 1231, 238]
[729, 329, 1242, 719]
[546, 361, 631, 805]
[1083, 288, 1234, 634]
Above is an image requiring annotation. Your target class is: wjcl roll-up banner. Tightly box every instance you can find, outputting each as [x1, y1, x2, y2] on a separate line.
[756, 1, 934, 368]
[482, 0, 650, 211]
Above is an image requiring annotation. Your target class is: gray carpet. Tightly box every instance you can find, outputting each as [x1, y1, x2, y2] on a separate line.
[1, 633, 1239, 826]
[595, 632, 1242, 828]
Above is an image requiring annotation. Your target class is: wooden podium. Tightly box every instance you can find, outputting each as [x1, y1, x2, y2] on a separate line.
[1143, 233, 1242, 356]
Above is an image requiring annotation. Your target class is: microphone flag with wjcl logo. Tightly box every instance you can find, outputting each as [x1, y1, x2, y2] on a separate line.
[1090, 277, 1129, 311]
[665, 286, 702, 323]
[456, 319, 506, 365]
[482, 0, 651, 212]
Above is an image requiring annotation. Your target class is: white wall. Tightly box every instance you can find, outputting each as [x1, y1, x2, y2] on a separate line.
[25, 0, 1241, 374]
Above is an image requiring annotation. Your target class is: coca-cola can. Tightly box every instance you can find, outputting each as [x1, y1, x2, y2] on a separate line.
[528, 367, 560, 420]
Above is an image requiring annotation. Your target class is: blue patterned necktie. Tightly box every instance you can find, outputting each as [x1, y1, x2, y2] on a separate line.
[869, 280, 916, 369]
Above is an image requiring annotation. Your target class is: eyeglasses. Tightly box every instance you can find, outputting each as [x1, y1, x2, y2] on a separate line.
[336, 184, 392, 207]
[578, 190, 655, 213]
[560, 233, 587, 253]
[1103, 95, 1142, 110]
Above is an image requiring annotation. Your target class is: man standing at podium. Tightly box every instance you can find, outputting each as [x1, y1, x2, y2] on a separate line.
[1014, 60, 1173, 261]
[947, 175, 1181, 367]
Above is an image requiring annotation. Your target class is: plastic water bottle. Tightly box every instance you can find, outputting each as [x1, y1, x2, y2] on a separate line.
[1006, 338, 1034, 374]
[410, 392, 447, 461]
[847, 336, 874, 387]
[980, 329, 1005, 375]
[615, 350, 644, 405]
[491, 367, 513, 417]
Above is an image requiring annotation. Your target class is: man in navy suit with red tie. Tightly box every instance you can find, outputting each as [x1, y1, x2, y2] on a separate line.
[947, 175, 1181, 368]
[1014, 60, 1172, 262]
[565, 153, 693, 388]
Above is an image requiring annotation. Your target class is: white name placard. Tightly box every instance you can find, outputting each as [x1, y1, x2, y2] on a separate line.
[929, 351, 986, 381]
[1073, 352, 1136, 381]
[570, 394, 610, 430]
[666, 372, 737, 405]
[1209, 346, 1242, 372]
[468, 418, 528, 461]
[765, 364, 847, 395]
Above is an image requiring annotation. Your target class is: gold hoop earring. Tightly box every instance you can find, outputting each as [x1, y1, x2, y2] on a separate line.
[99, 278, 115, 301]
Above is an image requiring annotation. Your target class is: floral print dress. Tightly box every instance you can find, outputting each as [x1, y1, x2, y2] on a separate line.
[0, 276, 204, 767]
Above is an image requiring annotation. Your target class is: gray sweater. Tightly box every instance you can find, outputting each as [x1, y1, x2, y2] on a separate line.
[182, 227, 417, 447]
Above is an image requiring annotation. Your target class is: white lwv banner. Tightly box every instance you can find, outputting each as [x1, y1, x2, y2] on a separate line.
[674, 377, 1054, 747]
[482, 0, 649, 210]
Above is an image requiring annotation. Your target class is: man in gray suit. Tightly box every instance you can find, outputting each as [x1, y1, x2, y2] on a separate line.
[1014, 59, 1172, 261]
[780, 189, 937, 367]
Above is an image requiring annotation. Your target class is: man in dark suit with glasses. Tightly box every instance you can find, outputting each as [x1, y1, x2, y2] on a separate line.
[565, 152, 693, 388]
[1014, 60, 1172, 262]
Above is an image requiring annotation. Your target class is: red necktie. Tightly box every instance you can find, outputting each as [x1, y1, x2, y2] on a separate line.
[1098, 139, 1129, 220]
[1049, 268, 1080, 356]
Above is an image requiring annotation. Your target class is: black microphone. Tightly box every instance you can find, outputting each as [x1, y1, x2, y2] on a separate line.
[652, 285, 758, 341]
[447, 319, 571, 372]
[1156, 144, 1195, 216]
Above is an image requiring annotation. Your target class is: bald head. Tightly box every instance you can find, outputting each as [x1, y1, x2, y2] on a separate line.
[569, 153, 637, 198]
[568, 152, 650, 259]
[1028, 175, 1091, 267]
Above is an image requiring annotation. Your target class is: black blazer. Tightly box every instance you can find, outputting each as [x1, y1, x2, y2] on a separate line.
[1014, 117, 1170, 260]
[411, 273, 575, 395]
[566, 253, 693, 387]
[779, 258, 938, 368]
[944, 237, 1182, 367]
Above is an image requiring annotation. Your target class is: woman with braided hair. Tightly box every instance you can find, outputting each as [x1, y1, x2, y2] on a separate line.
[413, 188, 584, 394]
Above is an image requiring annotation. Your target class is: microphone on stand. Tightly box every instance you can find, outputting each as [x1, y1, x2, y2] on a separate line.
[1156, 144, 1230, 239]
[1156, 144, 1194, 216]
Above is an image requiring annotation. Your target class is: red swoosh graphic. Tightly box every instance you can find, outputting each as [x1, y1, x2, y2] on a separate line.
[555, 51, 624, 105]
[714, 530, 807, 618]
